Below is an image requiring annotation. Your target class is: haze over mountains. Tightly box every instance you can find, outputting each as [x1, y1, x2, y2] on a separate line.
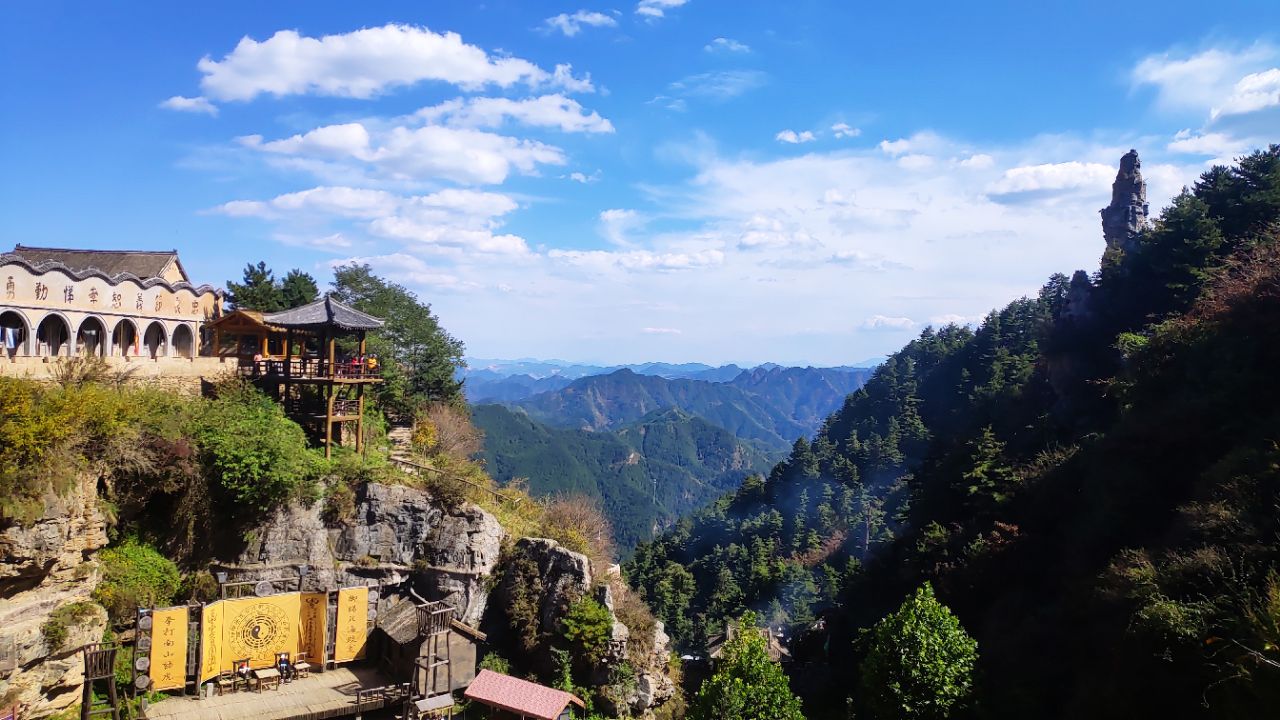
[467, 358, 876, 550]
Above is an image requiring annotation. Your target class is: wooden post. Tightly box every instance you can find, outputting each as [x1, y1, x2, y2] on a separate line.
[356, 386, 365, 454]
[260, 333, 268, 358]
[213, 327, 222, 360]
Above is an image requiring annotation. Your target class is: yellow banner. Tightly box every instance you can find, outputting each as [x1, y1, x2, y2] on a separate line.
[334, 587, 368, 663]
[219, 594, 302, 669]
[198, 603, 224, 683]
[299, 592, 327, 666]
[150, 607, 188, 691]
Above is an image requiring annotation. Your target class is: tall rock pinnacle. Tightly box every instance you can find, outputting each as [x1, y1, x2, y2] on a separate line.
[1100, 149, 1149, 256]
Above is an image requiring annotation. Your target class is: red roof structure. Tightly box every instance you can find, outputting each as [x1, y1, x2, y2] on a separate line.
[463, 669, 585, 720]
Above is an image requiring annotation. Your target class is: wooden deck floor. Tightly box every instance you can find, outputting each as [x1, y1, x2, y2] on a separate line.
[145, 667, 398, 720]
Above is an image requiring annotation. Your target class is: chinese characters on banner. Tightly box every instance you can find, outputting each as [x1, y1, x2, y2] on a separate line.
[198, 603, 224, 683]
[149, 607, 189, 691]
[334, 587, 369, 663]
[299, 593, 328, 665]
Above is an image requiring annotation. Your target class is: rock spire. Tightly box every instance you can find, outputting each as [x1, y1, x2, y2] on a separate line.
[1100, 149, 1149, 256]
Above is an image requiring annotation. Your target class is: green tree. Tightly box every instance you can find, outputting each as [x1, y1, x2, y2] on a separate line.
[330, 263, 465, 413]
[958, 426, 1018, 509]
[280, 269, 319, 309]
[560, 596, 614, 666]
[226, 261, 284, 311]
[690, 611, 804, 720]
[92, 539, 182, 622]
[858, 583, 978, 720]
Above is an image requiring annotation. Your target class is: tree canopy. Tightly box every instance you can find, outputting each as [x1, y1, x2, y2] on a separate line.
[225, 261, 319, 312]
[690, 612, 805, 720]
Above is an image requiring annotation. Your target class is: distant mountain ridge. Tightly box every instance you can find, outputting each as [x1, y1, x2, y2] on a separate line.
[511, 366, 872, 451]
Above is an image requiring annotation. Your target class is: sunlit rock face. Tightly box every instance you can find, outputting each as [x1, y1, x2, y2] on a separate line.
[1101, 149, 1150, 257]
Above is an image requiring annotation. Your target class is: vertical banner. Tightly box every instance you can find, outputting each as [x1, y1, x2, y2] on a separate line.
[198, 603, 224, 683]
[299, 593, 328, 664]
[150, 607, 189, 691]
[334, 587, 369, 663]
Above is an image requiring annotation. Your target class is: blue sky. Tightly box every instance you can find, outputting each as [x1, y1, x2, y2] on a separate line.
[2, 1, 1278, 365]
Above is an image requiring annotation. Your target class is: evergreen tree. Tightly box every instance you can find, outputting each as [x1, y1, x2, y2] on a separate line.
[858, 583, 978, 720]
[691, 612, 805, 720]
[958, 425, 1019, 509]
[280, 269, 319, 309]
[226, 261, 284, 311]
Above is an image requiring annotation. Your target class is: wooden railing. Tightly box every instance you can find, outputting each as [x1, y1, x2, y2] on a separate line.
[239, 358, 381, 381]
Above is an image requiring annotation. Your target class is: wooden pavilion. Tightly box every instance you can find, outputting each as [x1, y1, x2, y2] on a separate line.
[235, 296, 384, 457]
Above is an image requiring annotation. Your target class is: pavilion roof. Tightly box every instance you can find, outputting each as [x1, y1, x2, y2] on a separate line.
[463, 670, 584, 720]
[262, 296, 384, 332]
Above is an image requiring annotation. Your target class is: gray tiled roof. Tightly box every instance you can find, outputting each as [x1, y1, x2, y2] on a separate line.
[262, 296, 384, 331]
[11, 245, 182, 282]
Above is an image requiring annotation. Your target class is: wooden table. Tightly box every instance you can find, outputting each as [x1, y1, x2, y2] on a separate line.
[253, 668, 280, 692]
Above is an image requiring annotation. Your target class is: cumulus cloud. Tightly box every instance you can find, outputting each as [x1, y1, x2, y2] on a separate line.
[240, 122, 565, 185]
[958, 153, 994, 169]
[861, 315, 917, 330]
[636, 0, 688, 19]
[333, 253, 483, 292]
[599, 208, 643, 246]
[985, 161, 1115, 202]
[929, 313, 981, 326]
[705, 37, 750, 53]
[160, 95, 218, 115]
[414, 94, 614, 133]
[775, 129, 815, 144]
[565, 170, 602, 183]
[1167, 129, 1250, 157]
[192, 24, 593, 103]
[1132, 44, 1277, 116]
[1213, 67, 1280, 119]
[831, 122, 860, 139]
[897, 154, 934, 170]
[544, 10, 618, 36]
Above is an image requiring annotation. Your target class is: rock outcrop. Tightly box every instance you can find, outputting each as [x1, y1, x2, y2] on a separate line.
[1100, 148, 1149, 257]
[223, 482, 503, 626]
[490, 538, 676, 717]
[0, 473, 110, 719]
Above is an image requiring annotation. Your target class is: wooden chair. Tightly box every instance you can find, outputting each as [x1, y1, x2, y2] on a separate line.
[215, 671, 236, 696]
[233, 658, 255, 692]
[293, 651, 311, 679]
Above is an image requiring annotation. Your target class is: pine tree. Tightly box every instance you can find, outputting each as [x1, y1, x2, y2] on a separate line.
[226, 261, 284, 311]
[280, 269, 319, 309]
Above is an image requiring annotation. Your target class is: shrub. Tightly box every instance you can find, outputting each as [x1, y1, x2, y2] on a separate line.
[193, 381, 317, 512]
[92, 539, 182, 623]
[539, 496, 616, 572]
[413, 403, 482, 459]
[478, 653, 511, 675]
[560, 597, 615, 666]
[322, 481, 357, 525]
[41, 602, 102, 652]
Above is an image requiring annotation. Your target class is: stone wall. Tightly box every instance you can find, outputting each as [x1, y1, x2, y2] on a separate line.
[0, 356, 234, 394]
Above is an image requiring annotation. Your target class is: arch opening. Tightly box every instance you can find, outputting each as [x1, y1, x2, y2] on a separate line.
[0, 310, 29, 358]
[76, 317, 108, 357]
[143, 321, 167, 359]
[36, 315, 70, 357]
[112, 319, 139, 358]
[172, 324, 194, 360]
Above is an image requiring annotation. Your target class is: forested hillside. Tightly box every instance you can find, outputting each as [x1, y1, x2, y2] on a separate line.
[473, 404, 779, 551]
[626, 146, 1280, 719]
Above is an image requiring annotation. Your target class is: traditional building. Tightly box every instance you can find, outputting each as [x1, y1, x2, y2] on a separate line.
[0, 245, 222, 364]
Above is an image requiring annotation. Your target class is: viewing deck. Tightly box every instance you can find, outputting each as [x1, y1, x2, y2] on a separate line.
[145, 667, 405, 720]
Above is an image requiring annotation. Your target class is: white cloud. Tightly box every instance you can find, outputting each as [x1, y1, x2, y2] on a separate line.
[861, 315, 917, 330]
[897, 154, 934, 170]
[1213, 67, 1280, 118]
[705, 37, 750, 53]
[599, 208, 642, 246]
[242, 122, 565, 185]
[565, 170, 601, 183]
[415, 94, 614, 133]
[878, 138, 912, 156]
[641, 327, 682, 335]
[193, 24, 592, 102]
[160, 95, 218, 115]
[544, 10, 618, 37]
[831, 122, 860, 139]
[958, 153, 994, 169]
[775, 129, 816, 144]
[549, 248, 723, 271]
[1167, 129, 1250, 157]
[929, 313, 981, 326]
[334, 253, 483, 292]
[636, 0, 688, 19]
[667, 70, 766, 101]
[1132, 43, 1278, 116]
[985, 161, 1115, 199]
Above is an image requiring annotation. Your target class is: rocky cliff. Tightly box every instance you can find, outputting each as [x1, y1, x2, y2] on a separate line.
[220, 482, 503, 626]
[0, 473, 110, 718]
